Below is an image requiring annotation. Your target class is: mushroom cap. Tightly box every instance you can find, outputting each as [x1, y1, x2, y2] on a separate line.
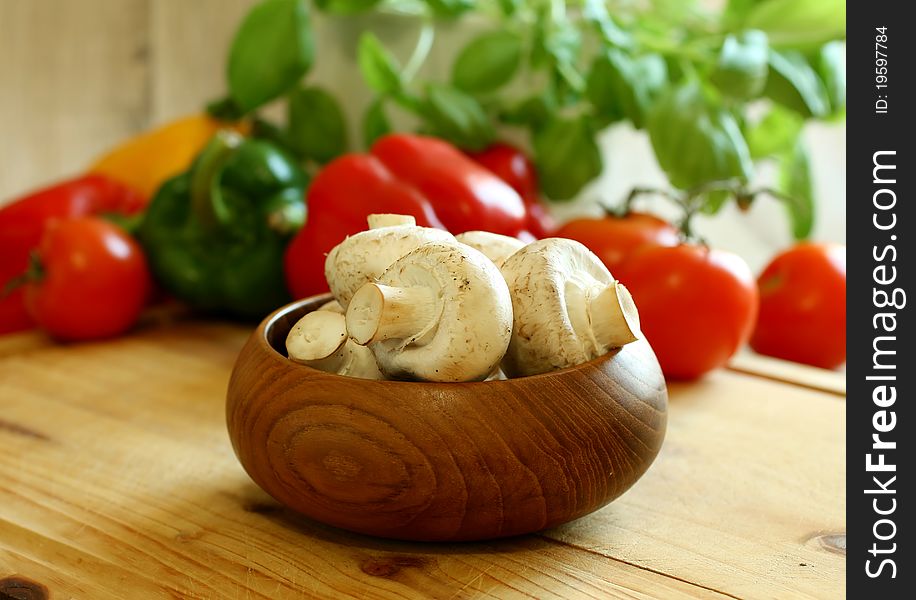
[325, 225, 455, 308]
[455, 231, 527, 267]
[368, 242, 513, 382]
[499, 238, 630, 377]
[317, 299, 345, 314]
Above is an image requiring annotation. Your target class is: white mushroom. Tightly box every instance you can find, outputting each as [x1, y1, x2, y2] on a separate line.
[346, 242, 513, 382]
[317, 299, 345, 314]
[366, 213, 416, 228]
[499, 238, 641, 377]
[325, 215, 455, 308]
[286, 310, 383, 380]
[455, 231, 527, 267]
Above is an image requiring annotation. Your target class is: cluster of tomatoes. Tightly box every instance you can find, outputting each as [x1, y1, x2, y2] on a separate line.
[2, 137, 845, 382]
[555, 214, 846, 379]
[470, 144, 846, 378]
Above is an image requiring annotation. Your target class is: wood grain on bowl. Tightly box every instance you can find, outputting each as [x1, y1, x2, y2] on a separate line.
[226, 295, 668, 541]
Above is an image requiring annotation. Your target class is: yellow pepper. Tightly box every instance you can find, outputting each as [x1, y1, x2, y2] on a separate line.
[89, 114, 249, 199]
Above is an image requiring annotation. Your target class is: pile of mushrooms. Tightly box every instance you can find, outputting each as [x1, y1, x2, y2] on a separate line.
[286, 214, 641, 382]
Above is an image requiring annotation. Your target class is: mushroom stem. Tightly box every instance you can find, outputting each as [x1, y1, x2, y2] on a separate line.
[368, 214, 416, 229]
[347, 283, 438, 345]
[287, 310, 384, 379]
[588, 282, 641, 348]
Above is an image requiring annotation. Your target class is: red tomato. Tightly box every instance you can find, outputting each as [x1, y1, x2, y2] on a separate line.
[25, 217, 152, 341]
[554, 213, 680, 274]
[0, 174, 145, 334]
[617, 245, 758, 380]
[468, 142, 556, 238]
[750, 243, 846, 369]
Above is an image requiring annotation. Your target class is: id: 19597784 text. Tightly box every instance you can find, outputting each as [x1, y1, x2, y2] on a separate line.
[876, 27, 888, 114]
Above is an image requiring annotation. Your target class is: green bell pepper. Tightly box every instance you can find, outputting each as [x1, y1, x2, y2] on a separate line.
[138, 131, 307, 319]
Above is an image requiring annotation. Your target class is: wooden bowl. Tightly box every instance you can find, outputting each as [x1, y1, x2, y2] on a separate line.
[226, 294, 668, 542]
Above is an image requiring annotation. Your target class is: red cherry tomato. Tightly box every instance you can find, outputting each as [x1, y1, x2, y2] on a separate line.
[617, 245, 758, 380]
[468, 142, 556, 238]
[25, 217, 152, 341]
[750, 243, 846, 369]
[554, 212, 680, 274]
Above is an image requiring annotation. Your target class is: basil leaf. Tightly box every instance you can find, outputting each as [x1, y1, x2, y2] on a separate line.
[500, 94, 554, 131]
[647, 81, 754, 190]
[779, 140, 814, 239]
[582, 0, 633, 48]
[421, 84, 494, 151]
[497, 0, 521, 16]
[358, 33, 403, 95]
[362, 99, 391, 149]
[816, 41, 846, 116]
[710, 30, 769, 99]
[722, 0, 761, 28]
[764, 50, 830, 118]
[426, 0, 475, 18]
[744, 0, 845, 49]
[534, 116, 603, 201]
[315, 0, 380, 14]
[747, 105, 803, 159]
[531, 11, 583, 94]
[288, 86, 348, 163]
[452, 31, 522, 94]
[587, 50, 667, 129]
[700, 189, 734, 215]
[228, 0, 313, 112]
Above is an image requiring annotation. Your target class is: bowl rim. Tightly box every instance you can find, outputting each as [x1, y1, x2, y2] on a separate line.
[260, 294, 631, 387]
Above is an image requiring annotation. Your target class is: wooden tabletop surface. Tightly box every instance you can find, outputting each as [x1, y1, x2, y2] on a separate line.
[0, 318, 845, 599]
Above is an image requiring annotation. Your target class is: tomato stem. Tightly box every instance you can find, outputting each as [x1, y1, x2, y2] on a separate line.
[1, 252, 44, 299]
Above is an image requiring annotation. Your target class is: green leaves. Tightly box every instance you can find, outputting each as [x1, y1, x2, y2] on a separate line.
[779, 140, 814, 239]
[501, 94, 554, 131]
[314, 0, 380, 14]
[287, 86, 348, 163]
[532, 10, 584, 94]
[747, 105, 803, 159]
[533, 117, 603, 201]
[648, 82, 753, 190]
[212, 0, 844, 240]
[582, 0, 633, 48]
[421, 84, 494, 150]
[426, 0, 476, 19]
[362, 99, 391, 148]
[742, 0, 845, 49]
[710, 31, 769, 99]
[587, 50, 667, 128]
[228, 0, 313, 112]
[764, 49, 830, 118]
[358, 33, 403, 95]
[817, 41, 846, 116]
[452, 31, 522, 94]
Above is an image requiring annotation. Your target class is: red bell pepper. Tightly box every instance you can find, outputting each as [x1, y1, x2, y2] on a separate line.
[284, 134, 527, 299]
[1, 174, 145, 334]
[467, 142, 557, 239]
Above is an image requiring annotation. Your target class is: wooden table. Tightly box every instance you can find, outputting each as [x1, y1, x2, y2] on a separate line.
[0, 319, 845, 599]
